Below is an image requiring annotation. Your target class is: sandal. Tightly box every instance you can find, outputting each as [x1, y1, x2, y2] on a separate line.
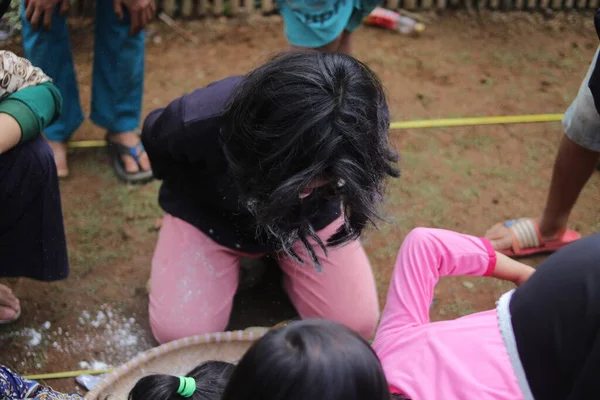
[106, 132, 153, 184]
[501, 218, 581, 257]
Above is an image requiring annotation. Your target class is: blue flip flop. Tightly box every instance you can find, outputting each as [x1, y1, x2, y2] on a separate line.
[106, 132, 154, 184]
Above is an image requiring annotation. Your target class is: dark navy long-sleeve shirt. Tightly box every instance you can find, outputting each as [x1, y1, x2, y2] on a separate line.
[141, 76, 340, 253]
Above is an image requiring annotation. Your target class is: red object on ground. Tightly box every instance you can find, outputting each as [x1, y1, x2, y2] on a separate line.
[364, 7, 400, 30]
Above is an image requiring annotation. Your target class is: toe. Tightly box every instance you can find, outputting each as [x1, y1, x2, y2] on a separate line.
[121, 154, 140, 174]
[0, 306, 17, 321]
[139, 151, 151, 172]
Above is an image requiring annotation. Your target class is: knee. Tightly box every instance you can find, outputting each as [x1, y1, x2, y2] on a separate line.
[332, 305, 380, 339]
[300, 299, 380, 340]
[343, 308, 380, 339]
[404, 227, 438, 248]
[26, 136, 54, 166]
[149, 302, 229, 344]
[405, 227, 436, 240]
[2, 137, 55, 183]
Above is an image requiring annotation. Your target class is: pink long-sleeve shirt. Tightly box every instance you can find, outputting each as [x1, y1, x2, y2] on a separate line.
[372, 228, 524, 400]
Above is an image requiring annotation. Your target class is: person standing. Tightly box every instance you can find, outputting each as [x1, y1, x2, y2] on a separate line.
[484, 12, 600, 256]
[278, 0, 381, 54]
[20, 0, 154, 182]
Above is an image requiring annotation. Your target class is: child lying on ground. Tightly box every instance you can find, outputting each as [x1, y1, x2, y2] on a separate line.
[374, 228, 600, 400]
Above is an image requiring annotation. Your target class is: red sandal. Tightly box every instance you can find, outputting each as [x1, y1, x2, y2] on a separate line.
[502, 218, 581, 257]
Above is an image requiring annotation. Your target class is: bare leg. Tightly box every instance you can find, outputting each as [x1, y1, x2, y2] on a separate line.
[287, 33, 344, 53]
[337, 30, 353, 54]
[107, 131, 152, 174]
[46, 140, 69, 178]
[538, 134, 600, 236]
[486, 133, 600, 250]
[0, 284, 20, 322]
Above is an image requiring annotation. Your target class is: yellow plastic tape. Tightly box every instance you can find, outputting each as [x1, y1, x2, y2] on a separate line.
[24, 368, 112, 380]
[389, 113, 564, 129]
[68, 140, 107, 149]
[67, 114, 564, 149]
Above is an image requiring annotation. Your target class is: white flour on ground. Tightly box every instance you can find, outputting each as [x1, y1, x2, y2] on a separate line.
[1, 304, 152, 369]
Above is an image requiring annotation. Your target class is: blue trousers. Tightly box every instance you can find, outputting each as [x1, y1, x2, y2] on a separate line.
[21, 0, 145, 142]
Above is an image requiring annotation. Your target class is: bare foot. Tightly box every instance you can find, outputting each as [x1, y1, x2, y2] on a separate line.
[108, 132, 151, 174]
[484, 218, 565, 251]
[0, 284, 20, 322]
[47, 140, 69, 178]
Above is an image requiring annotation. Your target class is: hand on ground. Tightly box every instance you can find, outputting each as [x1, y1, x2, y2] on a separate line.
[0, 284, 20, 321]
[114, 0, 156, 35]
[24, 0, 69, 30]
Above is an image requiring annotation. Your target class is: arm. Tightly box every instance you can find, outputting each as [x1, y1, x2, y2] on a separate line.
[0, 82, 62, 153]
[23, 0, 69, 30]
[141, 96, 188, 180]
[0, 364, 34, 398]
[0, 113, 23, 153]
[141, 77, 241, 180]
[492, 251, 535, 286]
[377, 228, 498, 334]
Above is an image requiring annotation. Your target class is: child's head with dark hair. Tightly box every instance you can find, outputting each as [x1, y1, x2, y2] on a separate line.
[220, 51, 399, 269]
[128, 360, 234, 400]
[220, 319, 391, 400]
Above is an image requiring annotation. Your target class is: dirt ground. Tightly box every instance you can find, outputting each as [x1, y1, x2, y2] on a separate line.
[1, 10, 600, 394]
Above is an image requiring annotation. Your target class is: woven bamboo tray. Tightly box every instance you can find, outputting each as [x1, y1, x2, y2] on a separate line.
[86, 329, 267, 400]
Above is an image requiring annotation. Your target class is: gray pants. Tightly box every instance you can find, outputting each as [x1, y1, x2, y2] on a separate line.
[563, 47, 600, 152]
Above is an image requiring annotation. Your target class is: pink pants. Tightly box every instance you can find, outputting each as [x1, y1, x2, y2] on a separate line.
[148, 214, 379, 344]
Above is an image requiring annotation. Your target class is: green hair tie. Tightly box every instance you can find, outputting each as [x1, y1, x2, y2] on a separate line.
[177, 376, 196, 398]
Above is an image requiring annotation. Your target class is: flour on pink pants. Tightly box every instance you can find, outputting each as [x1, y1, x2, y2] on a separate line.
[148, 214, 379, 344]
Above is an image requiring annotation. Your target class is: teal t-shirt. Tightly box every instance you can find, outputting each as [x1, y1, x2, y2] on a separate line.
[278, 0, 380, 48]
[0, 82, 62, 143]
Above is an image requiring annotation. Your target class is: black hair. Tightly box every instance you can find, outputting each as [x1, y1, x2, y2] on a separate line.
[220, 51, 399, 269]
[128, 361, 235, 400]
[220, 319, 391, 400]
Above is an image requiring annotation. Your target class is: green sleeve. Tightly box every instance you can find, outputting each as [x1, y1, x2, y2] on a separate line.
[0, 82, 63, 143]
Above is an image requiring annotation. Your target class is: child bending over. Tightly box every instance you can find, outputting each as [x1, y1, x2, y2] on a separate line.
[142, 51, 399, 343]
